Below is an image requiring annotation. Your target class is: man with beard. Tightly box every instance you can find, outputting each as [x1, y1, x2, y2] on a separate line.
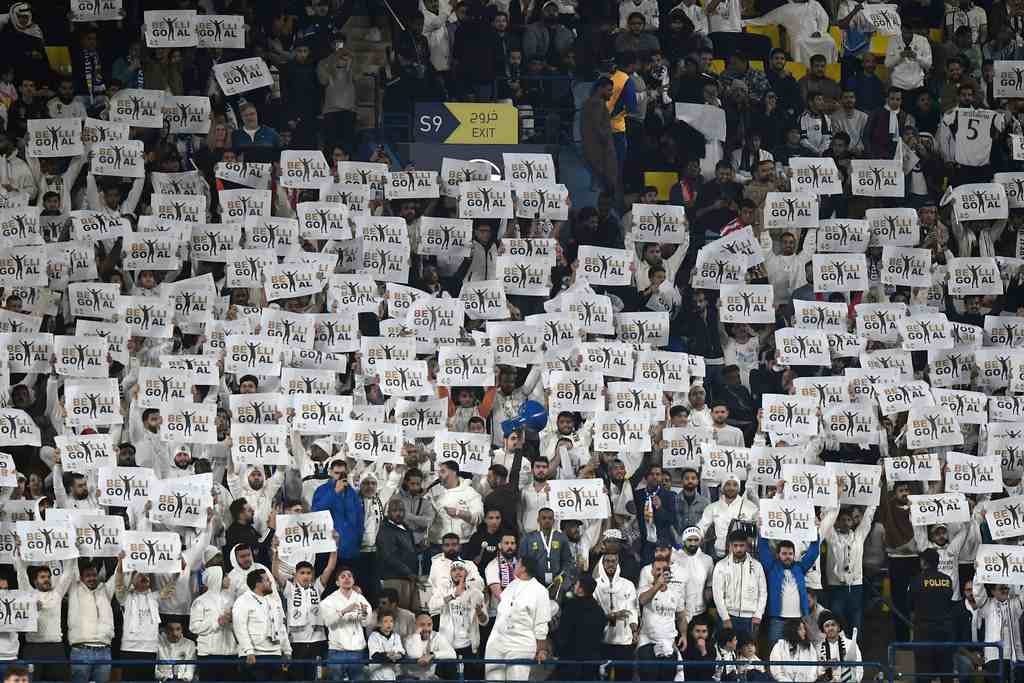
[761, 227, 817, 305]
[14, 554, 76, 682]
[224, 499, 275, 575]
[393, 468, 434, 562]
[820, 503, 877, 636]
[465, 509, 505, 575]
[673, 527, 715, 620]
[52, 454, 100, 510]
[879, 480, 919, 641]
[376, 498, 420, 610]
[488, 367, 543, 447]
[483, 531, 519, 651]
[127, 404, 167, 471]
[555, 575, 608, 681]
[697, 474, 759, 559]
[426, 460, 483, 548]
[68, 561, 119, 683]
[675, 468, 711, 533]
[227, 461, 286, 538]
[590, 528, 642, 585]
[519, 508, 575, 591]
[428, 533, 484, 597]
[483, 430, 527, 535]
[519, 456, 554, 534]
[594, 551, 639, 682]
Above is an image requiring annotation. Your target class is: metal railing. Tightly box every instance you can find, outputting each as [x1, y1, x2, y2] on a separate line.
[13, 655, 889, 683]
[887, 641, 1004, 683]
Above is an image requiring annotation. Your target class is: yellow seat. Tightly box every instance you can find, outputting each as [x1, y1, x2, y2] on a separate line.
[745, 24, 782, 49]
[829, 25, 842, 51]
[929, 28, 943, 43]
[875, 64, 889, 83]
[710, 59, 726, 74]
[825, 62, 841, 82]
[750, 60, 765, 71]
[45, 46, 71, 73]
[784, 62, 808, 80]
[869, 33, 890, 56]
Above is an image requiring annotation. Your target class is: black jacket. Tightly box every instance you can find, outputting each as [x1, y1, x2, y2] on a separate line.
[376, 518, 418, 579]
[555, 595, 607, 657]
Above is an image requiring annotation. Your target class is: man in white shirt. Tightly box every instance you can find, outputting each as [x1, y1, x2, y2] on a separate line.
[884, 26, 932, 91]
[673, 527, 715, 619]
[711, 530, 767, 638]
[698, 476, 759, 558]
[636, 558, 687, 681]
[68, 561, 118, 683]
[15, 556, 75, 682]
[231, 568, 292, 679]
[820, 504, 876, 636]
[320, 568, 373, 681]
[427, 460, 484, 546]
[404, 611, 457, 680]
[429, 533, 485, 597]
[833, 90, 869, 156]
[761, 229, 817, 305]
[595, 552, 639, 682]
[483, 561, 551, 682]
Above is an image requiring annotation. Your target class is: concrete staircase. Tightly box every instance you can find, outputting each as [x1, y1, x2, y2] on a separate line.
[340, 13, 391, 130]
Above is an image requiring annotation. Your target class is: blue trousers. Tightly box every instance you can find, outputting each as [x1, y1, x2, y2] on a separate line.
[826, 584, 864, 635]
[70, 646, 111, 683]
[328, 649, 366, 682]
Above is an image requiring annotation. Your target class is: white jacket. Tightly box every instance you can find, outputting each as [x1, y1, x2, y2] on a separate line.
[670, 547, 714, 617]
[15, 558, 74, 643]
[404, 630, 457, 679]
[698, 493, 759, 557]
[190, 567, 237, 656]
[320, 588, 372, 651]
[712, 555, 767, 620]
[232, 590, 292, 658]
[68, 569, 117, 646]
[595, 560, 638, 646]
[428, 554, 485, 596]
[489, 577, 551, 653]
[817, 634, 863, 682]
[972, 580, 1024, 662]
[769, 640, 820, 682]
[227, 463, 285, 534]
[427, 480, 483, 544]
[156, 635, 197, 682]
[821, 506, 876, 587]
[427, 584, 488, 652]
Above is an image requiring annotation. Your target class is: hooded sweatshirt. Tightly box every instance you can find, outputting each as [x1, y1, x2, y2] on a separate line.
[594, 559, 638, 646]
[227, 463, 285, 536]
[189, 566, 237, 656]
[227, 544, 278, 598]
[427, 478, 484, 544]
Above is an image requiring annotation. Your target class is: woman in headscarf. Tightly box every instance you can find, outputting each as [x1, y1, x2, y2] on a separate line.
[769, 617, 820, 681]
[1, 4, 50, 86]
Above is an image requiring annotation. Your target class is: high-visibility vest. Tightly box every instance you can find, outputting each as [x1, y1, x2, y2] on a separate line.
[607, 70, 630, 134]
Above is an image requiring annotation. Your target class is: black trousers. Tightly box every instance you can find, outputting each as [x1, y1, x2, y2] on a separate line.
[889, 556, 920, 641]
[120, 650, 156, 682]
[913, 622, 953, 682]
[289, 641, 326, 681]
[21, 641, 67, 682]
[636, 644, 677, 682]
[603, 643, 635, 682]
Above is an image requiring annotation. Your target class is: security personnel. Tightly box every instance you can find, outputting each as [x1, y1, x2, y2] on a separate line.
[909, 548, 954, 680]
[606, 51, 638, 180]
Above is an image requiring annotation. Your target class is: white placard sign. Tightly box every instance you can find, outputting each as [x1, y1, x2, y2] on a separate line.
[631, 203, 688, 244]
[27, 118, 83, 158]
[121, 531, 182, 573]
[759, 498, 818, 542]
[16, 522, 78, 561]
[908, 493, 970, 526]
[945, 452, 1003, 494]
[148, 474, 213, 528]
[214, 58, 274, 96]
[109, 89, 165, 128]
[985, 497, 1024, 540]
[0, 591, 37, 632]
[277, 511, 337, 554]
[163, 96, 211, 135]
[548, 479, 610, 520]
[789, 157, 842, 195]
[850, 159, 905, 197]
[458, 181, 514, 219]
[71, 0, 123, 21]
[195, 14, 246, 49]
[762, 192, 819, 230]
[280, 150, 333, 190]
[812, 254, 868, 293]
[433, 431, 492, 475]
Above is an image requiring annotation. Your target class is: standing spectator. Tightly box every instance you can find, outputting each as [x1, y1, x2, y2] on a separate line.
[758, 520, 822, 643]
[69, 562, 117, 683]
[427, 461, 484, 547]
[582, 78, 620, 195]
[313, 461, 364, 567]
[885, 25, 933, 92]
[879, 480, 919, 642]
[483, 561, 551, 682]
[820, 504, 877, 636]
[711, 530, 767, 637]
[377, 498, 421, 610]
[231, 569, 291, 680]
[595, 552, 639, 683]
[320, 568, 373, 682]
[910, 549, 955, 682]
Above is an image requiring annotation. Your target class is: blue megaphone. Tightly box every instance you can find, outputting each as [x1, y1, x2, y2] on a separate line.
[501, 400, 548, 436]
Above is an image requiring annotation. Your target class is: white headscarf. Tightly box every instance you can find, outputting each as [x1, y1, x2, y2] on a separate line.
[9, 3, 42, 40]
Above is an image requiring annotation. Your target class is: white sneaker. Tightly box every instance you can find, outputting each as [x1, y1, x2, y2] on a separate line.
[366, 27, 382, 42]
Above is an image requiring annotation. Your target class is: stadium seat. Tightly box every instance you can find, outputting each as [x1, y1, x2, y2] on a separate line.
[750, 60, 765, 71]
[869, 33, 889, 56]
[929, 28, 943, 43]
[710, 59, 726, 74]
[745, 24, 782, 49]
[46, 46, 71, 74]
[784, 62, 808, 80]
[829, 26, 842, 51]
[825, 62, 841, 82]
[876, 64, 889, 83]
